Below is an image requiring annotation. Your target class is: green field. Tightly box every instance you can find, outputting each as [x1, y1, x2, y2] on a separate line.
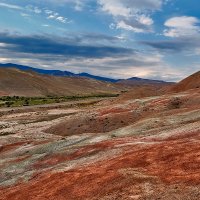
[0, 94, 119, 108]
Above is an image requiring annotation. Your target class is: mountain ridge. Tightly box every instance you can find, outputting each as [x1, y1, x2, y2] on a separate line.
[0, 63, 172, 84]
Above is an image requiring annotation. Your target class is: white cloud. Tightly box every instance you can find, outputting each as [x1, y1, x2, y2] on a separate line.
[3, 3, 71, 25]
[0, 43, 7, 47]
[98, 0, 131, 17]
[138, 15, 154, 26]
[164, 16, 200, 37]
[42, 24, 50, 27]
[20, 13, 30, 17]
[0, 2, 23, 10]
[56, 16, 67, 23]
[116, 21, 144, 33]
[44, 9, 53, 15]
[45, 10, 71, 24]
[26, 5, 42, 14]
[44, 0, 87, 11]
[115, 15, 154, 33]
[58, 51, 182, 81]
[47, 14, 57, 19]
[98, 0, 163, 33]
[74, 0, 85, 11]
[98, 0, 162, 17]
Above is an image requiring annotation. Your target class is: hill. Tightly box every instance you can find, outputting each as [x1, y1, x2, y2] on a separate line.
[114, 85, 165, 103]
[0, 68, 125, 97]
[169, 71, 200, 92]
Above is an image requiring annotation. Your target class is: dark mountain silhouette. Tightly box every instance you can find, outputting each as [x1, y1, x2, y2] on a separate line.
[78, 72, 118, 83]
[117, 76, 172, 86]
[0, 63, 118, 82]
[0, 63, 171, 85]
[0, 63, 75, 77]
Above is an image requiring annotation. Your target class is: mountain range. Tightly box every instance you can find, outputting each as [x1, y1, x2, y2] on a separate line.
[0, 63, 170, 84]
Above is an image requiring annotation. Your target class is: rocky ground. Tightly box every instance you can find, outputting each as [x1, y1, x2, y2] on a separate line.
[0, 89, 200, 200]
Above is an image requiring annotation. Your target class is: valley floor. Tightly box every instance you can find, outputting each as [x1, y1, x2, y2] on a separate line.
[0, 89, 200, 200]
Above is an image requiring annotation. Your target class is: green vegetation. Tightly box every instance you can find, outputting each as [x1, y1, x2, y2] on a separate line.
[0, 93, 119, 108]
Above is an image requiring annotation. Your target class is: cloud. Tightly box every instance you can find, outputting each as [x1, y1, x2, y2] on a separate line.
[50, 52, 184, 81]
[116, 15, 153, 33]
[164, 16, 200, 37]
[44, 9, 70, 24]
[43, 0, 88, 11]
[44, 9, 53, 15]
[56, 16, 67, 23]
[141, 36, 200, 54]
[0, 2, 23, 10]
[0, 32, 133, 58]
[26, 5, 42, 14]
[98, 0, 162, 16]
[142, 16, 200, 54]
[141, 40, 190, 51]
[0, 31, 188, 81]
[98, 0, 163, 33]
[0, 31, 178, 80]
[0, 2, 71, 24]
[42, 24, 50, 27]
[74, 0, 85, 11]
[20, 13, 31, 17]
[0, 1, 198, 81]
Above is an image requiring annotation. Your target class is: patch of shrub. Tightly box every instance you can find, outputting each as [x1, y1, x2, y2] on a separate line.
[5, 101, 14, 107]
[23, 99, 30, 106]
[168, 97, 183, 109]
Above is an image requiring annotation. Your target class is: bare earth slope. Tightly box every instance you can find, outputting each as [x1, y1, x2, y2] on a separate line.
[113, 85, 165, 103]
[169, 71, 200, 93]
[0, 84, 199, 199]
[0, 68, 125, 96]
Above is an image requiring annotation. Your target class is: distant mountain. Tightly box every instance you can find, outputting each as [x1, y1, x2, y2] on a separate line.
[117, 77, 171, 86]
[0, 63, 118, 82]
[0, 63, 75, 77]
[78, 73, 118, 83]
[0, 63, 171, 85]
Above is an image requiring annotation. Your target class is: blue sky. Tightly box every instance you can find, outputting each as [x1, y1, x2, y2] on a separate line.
[0, 0, 199, 81]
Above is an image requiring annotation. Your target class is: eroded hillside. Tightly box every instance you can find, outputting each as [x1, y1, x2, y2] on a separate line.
[0, 86, 199, 199]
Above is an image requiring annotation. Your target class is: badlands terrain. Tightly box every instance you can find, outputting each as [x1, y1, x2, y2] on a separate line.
[0, 71, 200, 200]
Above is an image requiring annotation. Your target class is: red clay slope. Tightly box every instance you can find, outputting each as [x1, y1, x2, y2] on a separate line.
[0, 89, 200, 200]
[2, 129, 200, 200]
[114, 85, 165, 103]
[169, 71, 200, 92]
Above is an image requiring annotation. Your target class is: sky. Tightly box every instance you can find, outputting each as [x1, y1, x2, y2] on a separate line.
[0, 0, 199, 81]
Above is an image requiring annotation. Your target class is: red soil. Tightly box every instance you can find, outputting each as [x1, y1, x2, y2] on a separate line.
[1, 128, 200, 200]
[169, 71, 200, 93]
[0, 85, 200, 200]
[0, 142, 28, 154]
[115, 85, 165, 103]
